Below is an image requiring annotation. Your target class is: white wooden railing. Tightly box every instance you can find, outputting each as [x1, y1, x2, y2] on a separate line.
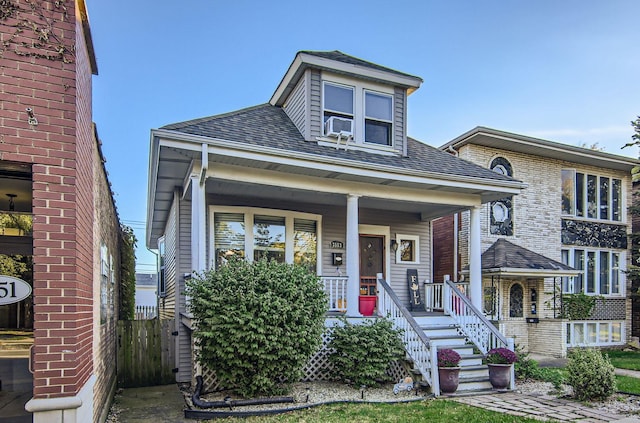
[443, 279, 512, 354]
[376, 274, 435, 390]
[135, 305, 157, 320]
[321, 276, 348, 312]
[425, 281, 469, 311]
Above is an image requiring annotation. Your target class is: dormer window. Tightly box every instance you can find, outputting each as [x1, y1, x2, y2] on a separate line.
[364, 91, 393, 146]
[322, 76, 395, 149]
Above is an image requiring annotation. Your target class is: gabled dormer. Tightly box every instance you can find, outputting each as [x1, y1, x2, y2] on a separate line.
[269, 51, 423, 156]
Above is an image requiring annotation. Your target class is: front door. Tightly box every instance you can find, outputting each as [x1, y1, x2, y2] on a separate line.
[359, 235, 384, 296]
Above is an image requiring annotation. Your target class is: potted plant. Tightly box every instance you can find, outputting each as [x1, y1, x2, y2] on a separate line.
[485, 347, 517, 390]
[437, 348, 461, 394]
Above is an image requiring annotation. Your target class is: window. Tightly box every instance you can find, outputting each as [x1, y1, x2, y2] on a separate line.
[509, 283, 523, 318]
[211, 207, 321, 273]
[489, 157, 514, 236]
[562, 169, 622, 222]
[294, 219, 317, 273]
[364, 91, 393, 146]
[254, 215, 286, 262]
[323, 82, 354, 124]
[322, 77, 395, 148]
[214, 213, 245, 268]
[566, 321, 625, 346]
[395, 234, 419, 264]
[100, 244, 109, 324]
[561, 248, 623, 296]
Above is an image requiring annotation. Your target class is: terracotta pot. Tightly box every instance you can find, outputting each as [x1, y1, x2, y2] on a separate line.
[488, 363, 512, 390]
[358, 295, 376, 316]
[438, 366, 460, 394]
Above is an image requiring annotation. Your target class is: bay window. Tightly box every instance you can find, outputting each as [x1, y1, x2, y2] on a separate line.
[561, 169, 622, 222]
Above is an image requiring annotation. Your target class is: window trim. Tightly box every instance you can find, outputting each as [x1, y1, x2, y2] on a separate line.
[395, 234, 419, 264]
[566, 321, 625, 347]
[157, 236, 166, 298]
[208, 206, 322, 274]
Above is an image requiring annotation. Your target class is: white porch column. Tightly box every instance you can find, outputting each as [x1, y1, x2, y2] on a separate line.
[346, 194, 361, 317]
[190, 175, 207, 273]
[469, 205, 483, 310]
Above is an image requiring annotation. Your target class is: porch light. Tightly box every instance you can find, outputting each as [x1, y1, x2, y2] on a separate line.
[391, 239, 398, 252]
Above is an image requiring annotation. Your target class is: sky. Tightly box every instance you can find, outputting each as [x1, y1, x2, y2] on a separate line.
[85, 0, 640, 274]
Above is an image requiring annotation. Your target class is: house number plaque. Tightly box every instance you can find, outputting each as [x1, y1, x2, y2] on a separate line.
[330, 241, 344, 249]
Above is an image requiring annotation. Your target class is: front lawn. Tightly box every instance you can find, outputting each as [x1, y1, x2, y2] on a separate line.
[616, 375, 640, 394]
[217, 400, 543, 423]
[606, 350, 640, 371]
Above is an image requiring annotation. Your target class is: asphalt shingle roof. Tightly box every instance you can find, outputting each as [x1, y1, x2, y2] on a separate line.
[300, 50, 422, 80]
[161, 104, 516, 183]
[482, 239, 575, 272]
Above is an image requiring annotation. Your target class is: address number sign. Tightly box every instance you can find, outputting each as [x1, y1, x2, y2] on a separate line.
[0, 275, 32, 305]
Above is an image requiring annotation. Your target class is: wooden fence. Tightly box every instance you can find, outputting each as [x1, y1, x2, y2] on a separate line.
[117, 319, 175, 388]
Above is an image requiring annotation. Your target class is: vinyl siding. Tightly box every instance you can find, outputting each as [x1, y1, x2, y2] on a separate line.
[309, 69, 322, 139]
[394, 87, 406, 155]
[283, 73, 307, 139]
[159, 193, 178, 320]
[176, 197, 193, 383]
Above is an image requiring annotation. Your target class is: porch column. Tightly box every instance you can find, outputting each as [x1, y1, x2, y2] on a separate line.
[346, 194, 361, 317]
[469, 205, 483, 310]
[190, 175, 207, 273]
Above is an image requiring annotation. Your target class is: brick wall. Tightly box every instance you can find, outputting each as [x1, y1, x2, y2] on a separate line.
[0, 0, 101, 401]
[454, 143, 633, 350]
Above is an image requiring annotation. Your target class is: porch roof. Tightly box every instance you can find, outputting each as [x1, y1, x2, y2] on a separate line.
[147, 106, 526, 247]
[476, 238, 580, 278]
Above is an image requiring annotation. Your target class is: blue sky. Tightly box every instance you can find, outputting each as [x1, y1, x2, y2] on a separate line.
[86, 0, 640, 273]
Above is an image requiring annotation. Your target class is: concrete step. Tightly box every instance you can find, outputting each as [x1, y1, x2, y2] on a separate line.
[457, 375, 492, 391]
[459, 365, 489, 379]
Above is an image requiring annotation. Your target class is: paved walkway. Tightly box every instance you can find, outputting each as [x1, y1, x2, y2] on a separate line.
[452, 392, 640, 423]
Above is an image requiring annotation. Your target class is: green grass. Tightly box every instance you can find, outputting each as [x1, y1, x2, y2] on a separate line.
[605, 350, 640, 371]
[616, 375, 640, 394]
[214, 400, 545, 423]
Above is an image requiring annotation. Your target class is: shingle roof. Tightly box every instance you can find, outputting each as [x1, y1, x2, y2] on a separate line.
[300, 50, 421, 80]
[161, 104, 515, 182]
[482, 239, 575, 273]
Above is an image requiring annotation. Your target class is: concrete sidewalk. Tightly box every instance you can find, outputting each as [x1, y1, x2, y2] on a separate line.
[107, 384, 189, 423]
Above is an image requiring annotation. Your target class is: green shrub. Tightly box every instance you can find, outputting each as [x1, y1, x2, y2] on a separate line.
[514, 345, 540, 380]
[186, 258, 327, 397]
[328, 317, 405, 387]
[566, 348, 616, 401]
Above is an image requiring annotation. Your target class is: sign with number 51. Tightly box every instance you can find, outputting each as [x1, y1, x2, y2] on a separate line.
[0, 275, 32, 305]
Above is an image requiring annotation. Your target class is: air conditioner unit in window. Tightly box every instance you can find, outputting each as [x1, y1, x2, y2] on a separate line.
[324, 116, 353, 137]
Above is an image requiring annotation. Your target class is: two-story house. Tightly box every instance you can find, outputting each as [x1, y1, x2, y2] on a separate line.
[436, 127, 638, 358]
[147, 51, 527, 394]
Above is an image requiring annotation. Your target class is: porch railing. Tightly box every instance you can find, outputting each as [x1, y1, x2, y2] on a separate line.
[425, 281, 469, 311]
[376, 274, 435, 390]
[321, 276, 348, 312]
[443, 279, 512, 354]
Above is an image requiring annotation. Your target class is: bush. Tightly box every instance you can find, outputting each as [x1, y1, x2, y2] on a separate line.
[514, 345, 540, 380]
[186, 258, 327, 397]
[328, 317, 405, 387]
[566, 348, 616, 401]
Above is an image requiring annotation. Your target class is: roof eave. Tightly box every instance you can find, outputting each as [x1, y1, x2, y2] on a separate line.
[480, 267, 581, 278]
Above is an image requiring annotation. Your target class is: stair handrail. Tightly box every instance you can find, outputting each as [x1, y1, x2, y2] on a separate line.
[376, 274, 435, 389]
[444, 280, 510, 354]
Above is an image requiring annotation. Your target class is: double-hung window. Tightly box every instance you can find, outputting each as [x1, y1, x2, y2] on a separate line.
[322, 79, 394, 147]
[561, 248, 623, 296]
[364, 91, 393, 146]
[561, 170, 622, 221]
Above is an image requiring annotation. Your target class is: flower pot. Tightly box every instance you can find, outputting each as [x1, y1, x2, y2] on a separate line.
[488, 363, 512, 390]
[358, 295, 376, 316]
[438, 366, 460, 394]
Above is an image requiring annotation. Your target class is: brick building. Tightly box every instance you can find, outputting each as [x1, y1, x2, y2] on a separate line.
[0, 1, 120, 422]
[435, 127, 638, 357]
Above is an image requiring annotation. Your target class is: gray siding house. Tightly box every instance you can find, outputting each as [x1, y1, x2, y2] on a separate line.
[146, 51, 527, 394]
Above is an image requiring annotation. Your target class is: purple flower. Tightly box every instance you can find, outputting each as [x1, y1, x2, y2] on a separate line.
[486, 347, 517, 364]
[437, 348, 461, 367]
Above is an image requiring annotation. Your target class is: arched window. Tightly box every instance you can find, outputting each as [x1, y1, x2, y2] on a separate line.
[509, 283, 523, 318]
[489, 157, 514, 236]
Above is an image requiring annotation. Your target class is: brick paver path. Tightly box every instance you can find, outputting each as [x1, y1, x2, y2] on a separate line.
[452, 392, 638, 422]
